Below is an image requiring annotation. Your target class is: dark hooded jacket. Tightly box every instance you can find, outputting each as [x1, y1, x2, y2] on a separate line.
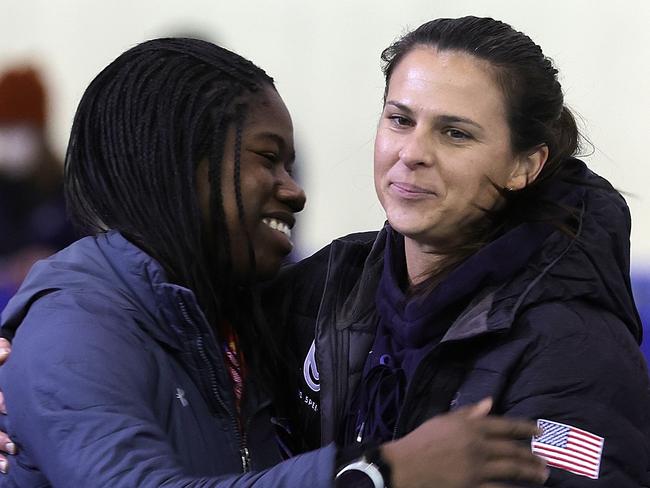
[279, 160, 650, 486]
[0, 231, 336, 488]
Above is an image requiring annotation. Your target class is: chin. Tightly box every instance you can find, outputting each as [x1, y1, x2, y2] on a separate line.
[387, 214, 429, 238]
[388, 220, 449, 250]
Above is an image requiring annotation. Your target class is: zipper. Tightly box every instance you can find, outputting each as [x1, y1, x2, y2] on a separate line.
[240, 446, 251, 473]
[178, 298, 228, 413]
[392, 348, 440, 440]
[178, 297, 250, 473]
[239, 400, 254, 472]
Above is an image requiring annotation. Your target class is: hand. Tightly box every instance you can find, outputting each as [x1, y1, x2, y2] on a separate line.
[381, 398, 548, 488]
[0, 338, 15, 474]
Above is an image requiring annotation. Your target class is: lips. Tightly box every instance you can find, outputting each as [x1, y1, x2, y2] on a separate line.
[390, 181, 436, 198]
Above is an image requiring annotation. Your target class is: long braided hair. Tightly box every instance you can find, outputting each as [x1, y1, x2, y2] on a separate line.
[65, 38, 288, 405]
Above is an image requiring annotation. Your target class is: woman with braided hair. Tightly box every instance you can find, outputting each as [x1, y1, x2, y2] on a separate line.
[0, 37, 547, 487]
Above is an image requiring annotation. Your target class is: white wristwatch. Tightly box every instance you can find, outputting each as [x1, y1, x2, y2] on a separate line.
[335, 456, 385, 488]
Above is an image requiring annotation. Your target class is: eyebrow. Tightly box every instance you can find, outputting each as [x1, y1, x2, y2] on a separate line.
[385, 100, 485, 131]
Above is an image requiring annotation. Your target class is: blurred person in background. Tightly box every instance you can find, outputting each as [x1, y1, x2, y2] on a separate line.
[0, 67, 76, 310]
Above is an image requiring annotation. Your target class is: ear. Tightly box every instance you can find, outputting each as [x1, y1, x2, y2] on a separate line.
[506, 144, 549, 190]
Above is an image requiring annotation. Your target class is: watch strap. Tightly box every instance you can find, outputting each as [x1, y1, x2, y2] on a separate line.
[364, 446, 392, 487]
[336, 458, 384, 488]
[335, 444, 392, 488]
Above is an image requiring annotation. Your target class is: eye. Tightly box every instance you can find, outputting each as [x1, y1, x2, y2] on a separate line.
[444, 128, 472, 141]
[388, 114, 413, 128]
[256, 152, 278, 168]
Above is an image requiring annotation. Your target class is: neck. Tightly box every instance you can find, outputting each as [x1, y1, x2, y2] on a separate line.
[403, 236, 446, 286]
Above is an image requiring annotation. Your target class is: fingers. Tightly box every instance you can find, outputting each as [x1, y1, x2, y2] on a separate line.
[0, 340, 15, 466]
[480, 484, 533, 488]
[481, 458, 549, 485]
[0, 339, 10, 365]
[480, 485, 525, 488]
[464, 397, 493, 419]
[478, 437, 547, 485]
[0, 338, 11, 419]
[484, 439, 542, 463]
[0, 431, 15, 456]
[480, 416, 541, 439]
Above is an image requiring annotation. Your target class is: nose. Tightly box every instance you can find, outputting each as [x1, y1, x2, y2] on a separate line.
[398, 129, 436, 169]
[277, 171, 306, 212]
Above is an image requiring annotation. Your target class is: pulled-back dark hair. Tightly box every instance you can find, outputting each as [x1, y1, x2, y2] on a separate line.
[381, 17, 588, 288]
[65, 38, 285, 404]
[382, 16, 579, 184]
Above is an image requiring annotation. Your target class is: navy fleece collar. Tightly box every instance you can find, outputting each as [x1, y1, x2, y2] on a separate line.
[376, 222, 553, 349]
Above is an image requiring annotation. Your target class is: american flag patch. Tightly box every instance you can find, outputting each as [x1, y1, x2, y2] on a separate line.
[531, 419, 604, 480]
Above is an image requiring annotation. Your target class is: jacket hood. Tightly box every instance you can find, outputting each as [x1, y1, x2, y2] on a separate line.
[487, 159, 642, 343]
[1, 231, 193, 349]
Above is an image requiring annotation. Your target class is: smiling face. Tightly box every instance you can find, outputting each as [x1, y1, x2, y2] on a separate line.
[374, 47, 545, 259]
[198, 85, 306, 281]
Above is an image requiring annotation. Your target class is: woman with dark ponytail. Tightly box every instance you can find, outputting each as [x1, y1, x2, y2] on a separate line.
[285, 16, 650, 487]
[0, 37, 547, 487]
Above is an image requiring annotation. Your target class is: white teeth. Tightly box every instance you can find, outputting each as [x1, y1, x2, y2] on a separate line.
[262, 218, 292, 239]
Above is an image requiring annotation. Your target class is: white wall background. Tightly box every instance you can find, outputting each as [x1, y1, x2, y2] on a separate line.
[2, 0, 649, 267]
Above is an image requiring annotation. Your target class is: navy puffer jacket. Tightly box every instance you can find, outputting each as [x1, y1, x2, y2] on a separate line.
[280, 160, 650, 486]
[0, 231, 336, 487]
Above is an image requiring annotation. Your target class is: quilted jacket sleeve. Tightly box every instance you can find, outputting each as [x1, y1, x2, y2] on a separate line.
[499, 302, 650, 487]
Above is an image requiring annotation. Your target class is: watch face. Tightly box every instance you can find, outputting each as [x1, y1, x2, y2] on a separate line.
[335, 469, 375, 488]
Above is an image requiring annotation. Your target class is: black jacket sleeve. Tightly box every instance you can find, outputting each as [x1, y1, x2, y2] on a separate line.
[500, 303, 650, 487]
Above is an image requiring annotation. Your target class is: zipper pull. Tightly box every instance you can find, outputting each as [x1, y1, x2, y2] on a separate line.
[240, 447, 251, 473]
[356, 421, 365, 444]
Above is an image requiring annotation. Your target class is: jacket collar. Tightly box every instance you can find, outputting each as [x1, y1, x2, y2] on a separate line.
[324, 160, 642, 345]
[326, 222, 576, 344]
[330, 230, 387, 330]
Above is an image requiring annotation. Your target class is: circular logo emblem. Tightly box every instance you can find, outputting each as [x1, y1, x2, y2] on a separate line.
[303, 340, 320, 392]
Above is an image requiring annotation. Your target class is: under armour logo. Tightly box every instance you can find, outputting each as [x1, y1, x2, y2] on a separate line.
[303, 340, 320, 392]
[176, 387, 189, 407]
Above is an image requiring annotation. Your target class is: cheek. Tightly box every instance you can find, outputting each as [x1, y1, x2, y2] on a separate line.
[238, 166, 267, 212]
[221, 184, 239, 227]
[373, 133, 396, 182]
[450, 172, 501, 216]
[374, 129, 395, 160]
[373, 154, 389, 206]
